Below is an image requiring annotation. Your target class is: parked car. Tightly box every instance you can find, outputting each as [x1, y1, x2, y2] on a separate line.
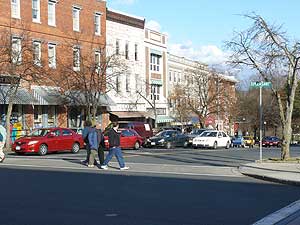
[187, 128, 208, 146]
[231, 135, 245, 148]
[262, 136, 281, 147]
[243, 136, 255, 148]
[12, 128, 84, 156]
[192, 130, 231, 149]
[104, 128, 144, 150]
[145, 130, 189, 149]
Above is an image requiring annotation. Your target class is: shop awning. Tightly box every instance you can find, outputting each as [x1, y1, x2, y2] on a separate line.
[32, 86, 65, 105]
[156, 115, 175, 123]
[66, 91, 115, 106]
[110, 111, 153, 119]
[0, 85, 38, 105]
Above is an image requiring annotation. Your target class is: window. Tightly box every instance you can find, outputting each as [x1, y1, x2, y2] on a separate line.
[95, 51, 101, 74]
[125, 42, 129, 60]
[33, 41, 41, 66]
[32, 0, 40, 23]
[150, 85, 160, 101]
[11, 0, 20, 19]
[48, 1, 56, 26]
[125, 73, 129, 92]
[72, 7, 80, 31]
[178, 73, 181, 83]
[116, 39, 120, 55]
[62, 129, 72, 136]
[48, 43, 56, 68]
[150, 54, 160, 72]
[134, 44, 138, 61]
[11, 37, 21, 64]
[116, 75, 120, 93]
[94, 13, 101, 35]
[73, 47, 80, 71]
[174, 72, 176, 82]
[169, 71, 172, 82]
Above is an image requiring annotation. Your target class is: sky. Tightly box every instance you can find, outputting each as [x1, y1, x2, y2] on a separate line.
[108, 0, 300, 78]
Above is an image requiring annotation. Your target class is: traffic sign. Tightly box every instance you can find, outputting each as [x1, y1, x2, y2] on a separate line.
[250, 81, 272, 88]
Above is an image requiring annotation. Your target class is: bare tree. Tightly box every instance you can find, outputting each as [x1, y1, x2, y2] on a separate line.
[50, 39, 128, 123]
[227, 14, 300, 160]
[182, 64, 236, 129]
[168, 84, 190, 129]
[0, 28, 47, 149]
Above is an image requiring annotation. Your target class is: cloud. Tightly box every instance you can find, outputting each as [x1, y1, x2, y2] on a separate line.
[169, 41, 230, 65]
[110, 0, 137, 5]
[145, 20, 162, 32]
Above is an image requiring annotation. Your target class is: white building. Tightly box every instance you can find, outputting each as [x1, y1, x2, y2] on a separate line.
[106, 9, 150, 121]
[144, 28, 171, 125]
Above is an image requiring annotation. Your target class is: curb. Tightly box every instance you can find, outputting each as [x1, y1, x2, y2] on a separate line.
[238, 166, 300, 187]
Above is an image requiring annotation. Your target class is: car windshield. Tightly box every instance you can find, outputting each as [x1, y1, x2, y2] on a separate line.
[201, 131, 217, 137]
[191, 129, 204, 135]
[156, 131, 175, 137]
[29, 129, 51, 137]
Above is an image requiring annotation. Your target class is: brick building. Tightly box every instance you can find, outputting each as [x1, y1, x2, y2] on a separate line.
[0, 0, 109, 132]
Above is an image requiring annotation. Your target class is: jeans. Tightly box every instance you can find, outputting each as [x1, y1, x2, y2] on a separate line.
[98, 146, 105, 165]
[102, 147, 125, 168]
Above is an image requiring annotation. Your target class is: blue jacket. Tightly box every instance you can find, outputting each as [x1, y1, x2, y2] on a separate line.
[88, 128, 100, 150]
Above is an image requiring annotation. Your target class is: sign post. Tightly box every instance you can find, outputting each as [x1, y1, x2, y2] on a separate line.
[250, 81, 272, 162]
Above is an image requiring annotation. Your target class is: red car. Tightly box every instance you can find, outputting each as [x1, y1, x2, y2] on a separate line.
[12, 128, 84, 155]
[262, 136, 281, 147]
[104, 129, 144, 150]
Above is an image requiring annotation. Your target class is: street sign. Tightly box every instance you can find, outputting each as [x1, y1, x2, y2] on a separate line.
[250, 81, 272, 88]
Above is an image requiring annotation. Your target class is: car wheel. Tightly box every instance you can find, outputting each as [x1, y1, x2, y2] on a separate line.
[213, 141, 217, 149]
[134, 141, 140, 150]
[39, 144, 48, 156]
[71, 142, 80, 154]
[166, 142, 172, 149]
[226, 141, 230, 149]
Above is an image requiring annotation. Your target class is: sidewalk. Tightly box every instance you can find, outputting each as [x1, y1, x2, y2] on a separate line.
[239, 162, 300, 225]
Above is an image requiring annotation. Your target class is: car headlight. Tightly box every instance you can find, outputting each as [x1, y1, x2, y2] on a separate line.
[158, 139, 165, 143]
[28, 141, 39, 145]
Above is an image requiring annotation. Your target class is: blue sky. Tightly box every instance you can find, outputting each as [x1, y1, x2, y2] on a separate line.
[108, 0, 300, 67]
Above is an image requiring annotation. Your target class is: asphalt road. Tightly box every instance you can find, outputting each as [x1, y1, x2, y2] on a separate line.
[1, 146, 300, 225]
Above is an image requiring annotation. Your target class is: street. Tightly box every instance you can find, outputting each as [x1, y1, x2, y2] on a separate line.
[1, 146, 300, 225]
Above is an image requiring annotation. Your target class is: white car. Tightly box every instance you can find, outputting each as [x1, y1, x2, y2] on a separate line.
[192, 130, 231, 149]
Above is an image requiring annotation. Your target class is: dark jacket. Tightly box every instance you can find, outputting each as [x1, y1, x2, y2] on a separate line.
[108, 128, 120, 148]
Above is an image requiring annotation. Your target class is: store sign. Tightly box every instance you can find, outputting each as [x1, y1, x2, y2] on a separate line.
[250, 81, 272, 88]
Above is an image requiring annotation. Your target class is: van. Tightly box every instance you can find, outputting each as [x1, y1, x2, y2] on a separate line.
[118, 122, 153, 140]
[106, 121, 153, 140]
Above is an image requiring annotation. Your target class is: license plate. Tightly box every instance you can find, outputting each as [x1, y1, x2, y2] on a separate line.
[15, 146, 21, 151]
[151, 142, 155, 146]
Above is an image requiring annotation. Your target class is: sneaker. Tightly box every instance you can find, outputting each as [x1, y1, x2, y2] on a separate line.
[81, 160, 88, 165]
[0, 156, 5, 163]
[120, 166, 129, 171]
[100, 165, 108, 170]
[87, 164, 94, 168]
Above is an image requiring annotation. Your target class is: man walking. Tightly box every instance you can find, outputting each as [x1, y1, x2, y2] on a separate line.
[0, 123, 7, 163]
[101, 121, 129, 170]
[87, 122, 105, 167]
[81, 120, 93, 165]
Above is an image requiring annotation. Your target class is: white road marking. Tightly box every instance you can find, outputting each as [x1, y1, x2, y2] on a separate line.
[253, 199, 300, 225]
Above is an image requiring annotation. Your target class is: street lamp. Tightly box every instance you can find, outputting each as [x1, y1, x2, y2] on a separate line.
[263, 121, 266, 137]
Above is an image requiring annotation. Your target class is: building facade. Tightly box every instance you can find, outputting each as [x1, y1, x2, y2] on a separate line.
[144, 28, 170, 126]
[0, 0, 108, 133]
[167, 53, 238, 133]
[106, 9, 151, 122]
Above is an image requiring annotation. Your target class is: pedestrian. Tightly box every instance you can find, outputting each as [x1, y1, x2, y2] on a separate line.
[0, 123, 7, 163]
[81, 120, 93, 165]
[87, 125, 99, 168]
[96, 123, 105, 165]
[100, 121, 129, 170]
